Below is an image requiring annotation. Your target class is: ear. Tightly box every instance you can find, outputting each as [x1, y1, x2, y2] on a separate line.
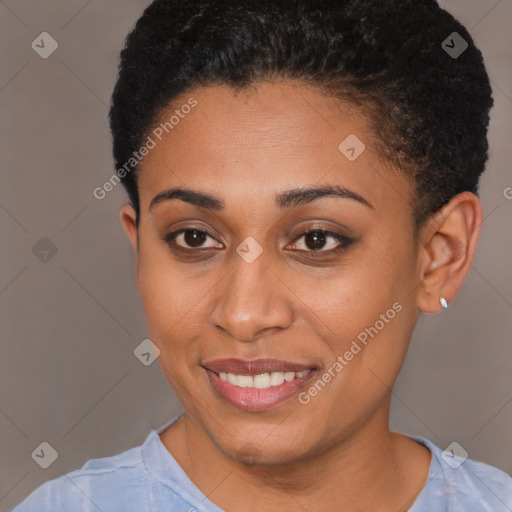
[120, 203, 139, 283]
[416, 192, 483, 313]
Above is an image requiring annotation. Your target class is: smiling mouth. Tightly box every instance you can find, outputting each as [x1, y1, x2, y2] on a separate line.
[202, 358, 317, 411]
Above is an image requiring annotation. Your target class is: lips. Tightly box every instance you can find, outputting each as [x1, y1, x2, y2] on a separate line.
[202, 358, 317, 412]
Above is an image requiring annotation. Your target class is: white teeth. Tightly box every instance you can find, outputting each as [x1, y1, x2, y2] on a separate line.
[270, 372, 285, 386]
[217, 370, 311, 389]
[284, 371, 295, 382]
[253, 373, 270, 389]
[237, 375, 254, 388]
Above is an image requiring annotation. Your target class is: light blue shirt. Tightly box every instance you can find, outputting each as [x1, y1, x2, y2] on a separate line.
[12, 414, 512, 511]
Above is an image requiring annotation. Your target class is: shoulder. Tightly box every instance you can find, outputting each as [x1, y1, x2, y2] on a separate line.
[11, 444, 149, 512]
[412, 436, 512, 511]
[11, 428, 204, 512]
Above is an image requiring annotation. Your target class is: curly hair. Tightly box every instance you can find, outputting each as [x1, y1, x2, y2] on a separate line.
[109, 0, 493, 228]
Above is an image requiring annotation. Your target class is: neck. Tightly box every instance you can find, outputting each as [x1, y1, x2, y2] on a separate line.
[161, 402, 431, 512]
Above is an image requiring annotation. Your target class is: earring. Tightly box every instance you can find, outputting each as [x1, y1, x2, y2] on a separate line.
[439, 296, 448, 310]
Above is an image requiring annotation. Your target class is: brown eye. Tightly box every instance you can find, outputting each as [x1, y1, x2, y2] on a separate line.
[183, 230, 207, 247]
[289, 229, 354, 255]
[164, 228, 222, 250]
[303, 231, 328, 250]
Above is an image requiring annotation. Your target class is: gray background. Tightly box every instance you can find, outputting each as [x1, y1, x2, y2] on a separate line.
[0, 1, 511, 510]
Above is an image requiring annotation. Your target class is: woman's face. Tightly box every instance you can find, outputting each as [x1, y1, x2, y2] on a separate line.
[123, 80, 424, 464]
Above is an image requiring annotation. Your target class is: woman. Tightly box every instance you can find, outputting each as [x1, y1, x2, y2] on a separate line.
[13, 0, 512, 510]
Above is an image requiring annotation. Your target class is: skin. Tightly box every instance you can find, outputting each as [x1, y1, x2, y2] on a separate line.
[120, 80, 483, 512]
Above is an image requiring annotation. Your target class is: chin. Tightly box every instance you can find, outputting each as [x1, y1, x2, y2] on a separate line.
[205, 417, 320, 466]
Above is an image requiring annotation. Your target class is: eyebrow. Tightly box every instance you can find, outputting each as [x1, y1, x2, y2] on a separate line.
[148, 185, 374, 212]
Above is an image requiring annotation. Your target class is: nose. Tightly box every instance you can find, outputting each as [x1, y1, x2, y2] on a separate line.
[209, 251, 295, 343]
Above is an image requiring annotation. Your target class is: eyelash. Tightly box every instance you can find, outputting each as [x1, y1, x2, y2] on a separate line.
[163, 227, 355, 258]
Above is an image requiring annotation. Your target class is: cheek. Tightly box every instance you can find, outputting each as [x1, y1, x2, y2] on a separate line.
[302, 247, 410, 337]
[136, 246, 199, 347]
[296, 238, 416, 386]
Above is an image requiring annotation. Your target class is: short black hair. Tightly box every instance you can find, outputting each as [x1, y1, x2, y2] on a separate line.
[109, 0, 493, 228]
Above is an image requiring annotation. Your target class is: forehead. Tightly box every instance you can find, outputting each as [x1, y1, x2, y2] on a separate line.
[137, 80, 413, 217]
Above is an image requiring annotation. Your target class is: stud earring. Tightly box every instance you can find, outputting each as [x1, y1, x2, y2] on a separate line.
[439, 296, 448, 310]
